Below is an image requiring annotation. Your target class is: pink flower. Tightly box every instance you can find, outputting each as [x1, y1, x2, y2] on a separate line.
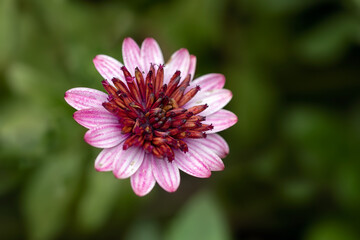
[65, 38, 237, 196]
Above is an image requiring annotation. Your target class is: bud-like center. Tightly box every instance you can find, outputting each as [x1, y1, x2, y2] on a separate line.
[102, 64, 212, 161]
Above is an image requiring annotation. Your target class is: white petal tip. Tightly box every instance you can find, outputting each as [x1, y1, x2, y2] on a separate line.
[215, 165, 225, 171]
[94, 166, 111, 172]
[93, 54, 105, 62]
[113, 172, 123, 179]
[165, 186, 179, 193]
[144, 37, 156, 42]
[133, 187, 153, 196]
[124, 37, 133, 41]
[134, 192, 148, 197]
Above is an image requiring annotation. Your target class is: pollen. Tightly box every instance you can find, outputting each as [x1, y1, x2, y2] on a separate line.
[101, 64, 213, 162]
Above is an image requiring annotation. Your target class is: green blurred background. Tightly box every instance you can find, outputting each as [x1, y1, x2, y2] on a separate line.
[1, 0, 360, 239]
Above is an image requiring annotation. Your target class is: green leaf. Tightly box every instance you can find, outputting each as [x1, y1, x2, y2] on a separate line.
[166, 191, 231, 240]
[0, 0, 17, 68]
[242, 0, 315, 15]
[280, 179, 316, 206]
[283, 107, 346, 177]
[23, 152, 82, 240]
[151, 0, 225, 52]
[125, 219, 161, 240]
[0, 101, 49, 158]
[296, 14, 359, 64]
[6, 63, 67, 105]
[305, 219, 359, 240]
[334, 163, 360, 212]
[76, 167, 124, 232]
[233, 68, 277, 146]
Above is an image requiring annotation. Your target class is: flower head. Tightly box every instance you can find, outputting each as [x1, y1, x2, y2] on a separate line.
[65, 38, 237, 196]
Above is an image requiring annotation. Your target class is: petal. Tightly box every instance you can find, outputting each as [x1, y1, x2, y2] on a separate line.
[185, 89, 233, 116]
[94, 144, 123, 172]
[130, 156, 156, 196]
[113, 147, 145, 179]
[188, 134, 229, 158]
[65, 87, 108, 110]
[189, 73, 225, 92]
[93, 54, 124, 82]
[84, 124, 127, 148]
[164, 48, 190, 84]
[122, 37, 142, 75]
[73, 107, 119, 129]
[141, 38, 164, 73]
[187, 142, 225, 171]
[174, 149, 211, 178]
[188, 55, 197, 80]
[203, 109, 237, 133]
[151, 155, 180, 192]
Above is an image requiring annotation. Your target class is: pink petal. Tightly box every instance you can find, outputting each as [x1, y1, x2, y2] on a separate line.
[174, 150, 211, 178]
[64, 87, 108, 110]
[84, 124, 127, 148]
[73, 108, 119, 129]
[113, 147, 145, 179]
[94, 144, 123, 172]
[188, 55, 197, 80]
[188, 134, 229, 158]
[122, 37, 142, 75]
[93, 54, 124, 82]
[164, 48, 190, 84]
[141, 38, 164, 73]
[151, 155, 180, 192]
[187, 142, 225, 171]
[189, 73, 225, 92]
[130, 156, 156, 196]
[185, 89, 233, 116]
[203, 109, 237, 133]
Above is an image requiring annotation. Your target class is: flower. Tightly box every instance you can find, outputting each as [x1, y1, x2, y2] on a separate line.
[64, 38, 237, 196]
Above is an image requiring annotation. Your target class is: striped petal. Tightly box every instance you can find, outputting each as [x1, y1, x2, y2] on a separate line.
[122, 37, 142, 75]
[84, 124, 127, 148]
[185, 89, 232, 116]
[65, 87, 108, 110]
[141, 38, 164, 73]
[94, 144, 123, 172]
[174, 150, 211, 178]
[187, 142, 225, 171]
[113, 147, 145, 179]
[189, 73, 225, 92]
[203, 109, 237, 133]
[188, 55, 197, 80]
[151, 155, 180, 192]
[130, 156, 156, 196]
[93, 54, 124, 82]
[164, 48, 190, 84]
[73, 107, 119, 129]
[188, 134, 229, 158]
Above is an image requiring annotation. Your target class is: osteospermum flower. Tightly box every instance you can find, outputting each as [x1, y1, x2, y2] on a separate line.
[64, 38, 237, 196]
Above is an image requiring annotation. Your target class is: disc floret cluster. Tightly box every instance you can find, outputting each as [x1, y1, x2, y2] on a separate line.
[102, 64, 213, 162]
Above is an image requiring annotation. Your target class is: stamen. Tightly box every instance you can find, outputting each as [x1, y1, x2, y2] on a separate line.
[187, 104, 208, 115]
[178, 85, 200, 106]
[165, 71, 181, 96]
[102, 80, 117, 96]
[166, 108, 187, 117]
[112, 78, 131, 96]
[154, 64, 164, 98]
[134, 68, 145, 101]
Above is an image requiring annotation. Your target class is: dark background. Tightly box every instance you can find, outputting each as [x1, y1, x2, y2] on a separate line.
[1, 0, 360, 239]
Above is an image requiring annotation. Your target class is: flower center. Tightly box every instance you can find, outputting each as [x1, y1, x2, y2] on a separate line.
[101, 64, 213, 162]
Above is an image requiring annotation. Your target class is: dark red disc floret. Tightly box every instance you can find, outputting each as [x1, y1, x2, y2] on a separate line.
[102, 64, 213, 162]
